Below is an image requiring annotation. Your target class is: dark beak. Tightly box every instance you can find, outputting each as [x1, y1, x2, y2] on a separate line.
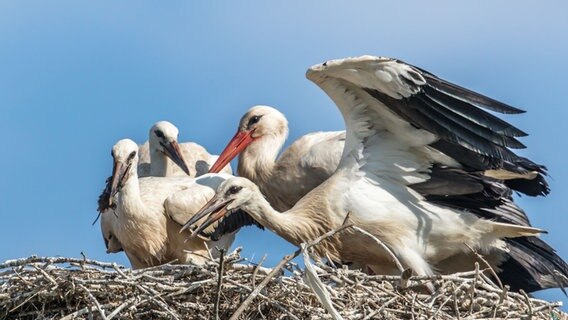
[108, 160, 129, 206]
[162, 140, 191, 176]
[180, 196, 233, 236]
[208, 130, 255, 173]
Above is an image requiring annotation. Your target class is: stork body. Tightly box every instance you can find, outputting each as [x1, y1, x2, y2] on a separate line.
[99, 121, 232, 256]
[209, 106, 344, 211]
[100, 139, 234, 269]
[187, 56, 567, 292]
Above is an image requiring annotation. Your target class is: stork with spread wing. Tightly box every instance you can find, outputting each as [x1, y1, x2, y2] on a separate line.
[184, 56, 566, 292]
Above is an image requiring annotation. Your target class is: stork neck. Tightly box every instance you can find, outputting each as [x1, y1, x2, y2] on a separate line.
[238, 135, 285, 184]
[149, 149, 170, 177]
[117, 171, 145, 216]
[241, 193, 326, 247]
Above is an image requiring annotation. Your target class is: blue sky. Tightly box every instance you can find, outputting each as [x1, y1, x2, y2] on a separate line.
[1, 0, 567, 306]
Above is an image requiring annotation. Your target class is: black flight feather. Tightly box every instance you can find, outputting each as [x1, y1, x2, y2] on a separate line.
[364, 88, 521, 162]
[414, 67, 525, 114]
[499, 237, 568, 294]
[423, 86, 527, 137]
[201, 209, 264, 242]
[411, 165, 531, 227]
[97, 176, 114, 214]
[416, 94, 525, 149]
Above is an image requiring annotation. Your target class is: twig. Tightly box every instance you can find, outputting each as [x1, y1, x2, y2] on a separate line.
[229, 251, 299, 320]
[1, 252, 564, 319]
[111, 262, 129, 279]
[204, 241, 215, 261]
[464, 243, 503, 290]
[0, 256, 121, 269]
[230, 213, 354, 319]
[31, 264, 57, 287]
[302, 243, 344, 320]
[520, 289, 533, 319]
[252, 254, 267, 288]
[351, 225, 404, 272]
[305, 212, 354, 250]
[266, 301, 301, 320]
[469, 262, 479, 314]
[78, 283, 108, 320]
[59, 304, 116, 320]
[91, 212, 101, 225]
[106, 297, 136, 320]
[214, 248, 226, 320]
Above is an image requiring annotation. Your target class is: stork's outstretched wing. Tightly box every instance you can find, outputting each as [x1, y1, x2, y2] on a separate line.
[306, 55, 548, 198]
[306, 56, 567, 291]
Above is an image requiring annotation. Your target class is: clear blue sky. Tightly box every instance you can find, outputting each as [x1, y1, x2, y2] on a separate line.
[1, 0, 567, 306]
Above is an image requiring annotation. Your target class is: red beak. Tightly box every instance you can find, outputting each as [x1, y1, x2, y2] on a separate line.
[209, 130, 255, 173]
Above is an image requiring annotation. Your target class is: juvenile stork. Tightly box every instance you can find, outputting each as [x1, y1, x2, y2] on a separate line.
[185, 56, 567, 292]
[139, 120, 233, 177]
[208, 105, 344, 211]
[98, 120, 232, 255]
[100, 139, 234, 269]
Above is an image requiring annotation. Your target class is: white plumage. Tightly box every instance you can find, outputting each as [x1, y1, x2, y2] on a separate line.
[100, 121, 232, 257]
[99, 121, 234, 264]
[102, 139, 234, 269]
[209, 105, 344, 211]
[138, 121, 232, 177]
[186, 56, 566, 293]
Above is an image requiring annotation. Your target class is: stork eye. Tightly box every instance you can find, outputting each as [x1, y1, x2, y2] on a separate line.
[154, 130, 165, 139]
[128, 151, 136, 160]
[247, 115, 262, 127]
[227, 186, 242, 195]
[323, 61, 328, 67]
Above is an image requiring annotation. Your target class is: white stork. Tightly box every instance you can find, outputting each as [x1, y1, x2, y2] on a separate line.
[185, 56, 567, 292]
[98, 120, 232, 255]
[209, 105, 344, 211]
[99, 139, 235, 269]
[138, 120, 232, 177]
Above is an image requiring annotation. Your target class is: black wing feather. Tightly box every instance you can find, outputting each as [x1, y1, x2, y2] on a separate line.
[506, 175, 550, 197]
[417, 68, 525, 114]
[423, 86, 527, 137]
[364, 63, 550, 197]
[499, 237, 568, 293]
[430, 140, 549, 196]
[417, 94, 525, 149]
[365, 88, 521, 162]
[97, 176, 114, 213]
[411, 165, 531, 226]
[410, 166, 484, 196]
[201, 209, 264, 241]
[411, 166, 566, 293]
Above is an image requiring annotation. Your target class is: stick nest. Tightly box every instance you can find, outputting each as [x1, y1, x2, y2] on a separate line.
[1, 251, 565, 320]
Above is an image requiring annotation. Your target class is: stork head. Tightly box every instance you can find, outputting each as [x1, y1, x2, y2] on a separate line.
[149, 121, 191, 176]
[180, 177, 260, 235]
[108, 139, 139, 204]
[208, 105, 289, 173]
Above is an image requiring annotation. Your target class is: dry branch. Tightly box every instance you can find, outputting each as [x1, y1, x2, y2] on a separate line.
[1, 251, 566, 320]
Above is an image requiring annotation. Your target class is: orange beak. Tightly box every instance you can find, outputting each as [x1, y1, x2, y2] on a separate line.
[208, 130, 255, 173]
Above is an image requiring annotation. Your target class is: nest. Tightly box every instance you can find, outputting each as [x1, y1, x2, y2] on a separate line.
[1, 249, 565, 320]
